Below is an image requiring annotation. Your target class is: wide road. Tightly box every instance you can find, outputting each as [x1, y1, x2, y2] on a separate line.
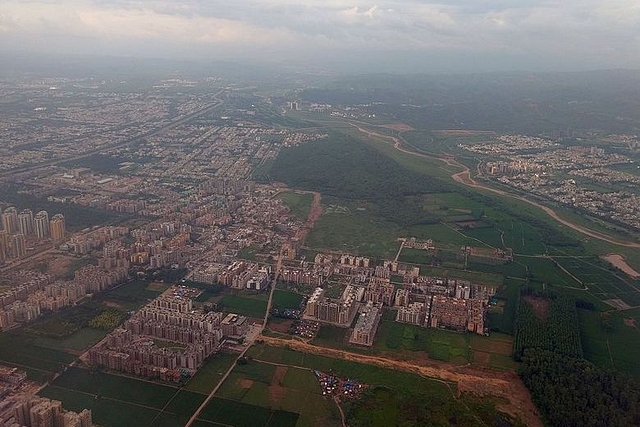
[351, 123, 640, 249]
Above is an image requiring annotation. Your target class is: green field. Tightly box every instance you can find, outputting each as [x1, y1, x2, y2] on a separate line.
[374, 311, 471, 364]
[0, 331, 75, 378]
[307, 201, 400, 258]
[277, 191, 313, 221]
[271, 290, 304, 310]
[217, 294, 268, 318]
[247, 343, 516, 426]
[185, 352, 239, 394]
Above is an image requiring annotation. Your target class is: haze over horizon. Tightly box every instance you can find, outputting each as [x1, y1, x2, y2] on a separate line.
[1, 0, 639, 74]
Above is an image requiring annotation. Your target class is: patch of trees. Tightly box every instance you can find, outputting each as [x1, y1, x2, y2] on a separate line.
[88, 309, 124, 330]
[269, 134, 451, 226]
[513, 290, 583, 360]
[520, 349, 640, 427]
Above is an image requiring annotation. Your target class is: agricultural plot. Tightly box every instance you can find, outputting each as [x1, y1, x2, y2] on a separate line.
[469, 333, 516, 370]
[32, 327, 107, 352]
[40, 385, 163, 427]
[0, 331, 75, 377]
[38, 367, 210, 427]
[555, 257, 640, 306]
[185, 352, 239, 394]
[247, 344, 510, 427]
[307, 205, 399, 258]
[215, 360, 337, 427]
[197, 397, 299, 427]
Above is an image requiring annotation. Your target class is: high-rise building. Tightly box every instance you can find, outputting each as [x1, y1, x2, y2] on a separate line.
[0, 230, 9, 263]
[18, 209, 34, 236]
[1, 207, 19, 234]
[34, 210, 50, 239]
[12, 234, 26, 258]
[50, 214, 66, 242]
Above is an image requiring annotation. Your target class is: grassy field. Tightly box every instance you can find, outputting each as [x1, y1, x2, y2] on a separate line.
[197, 397, 299, 427]
[307, 201, 400, 258]
[38, 367, 204, 427]
[217, 294, 268, 318]
[277, 191, 314, 221]
[247, 343, 515, 426]
[185, 352, 239, 394]
[271, 290, 304, 310]
[374, 311, 471, 364]
[0, 331, 75, 377]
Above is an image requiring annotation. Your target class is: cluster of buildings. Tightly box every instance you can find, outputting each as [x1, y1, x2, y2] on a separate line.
[460, 134, 640, 231]
[0, 266, 127, 330]
[88, 286, 248, 382]
[0, 365, 92, 427]
[394, 279, 493, 334]
[296, 250, 495, 345]
[0, 207, 66, 264]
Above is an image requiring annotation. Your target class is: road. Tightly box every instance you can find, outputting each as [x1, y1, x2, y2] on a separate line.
[351, 123, 640, 249]
[185, 248, 283, 427]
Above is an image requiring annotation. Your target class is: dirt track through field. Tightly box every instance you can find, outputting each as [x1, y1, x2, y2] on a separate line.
[259, 335, 543, 427]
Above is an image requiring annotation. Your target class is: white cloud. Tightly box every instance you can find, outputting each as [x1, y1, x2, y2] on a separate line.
[0, 0, 639, 72]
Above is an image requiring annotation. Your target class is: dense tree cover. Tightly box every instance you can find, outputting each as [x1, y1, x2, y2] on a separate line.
[513, 291, 583, 360]
[520, 349, 640, 427]
[269, 134, 451, 226]
[88, 309, 124, 330]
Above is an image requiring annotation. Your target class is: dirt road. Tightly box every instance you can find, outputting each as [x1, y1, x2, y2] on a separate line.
[259, 336, 542, 426]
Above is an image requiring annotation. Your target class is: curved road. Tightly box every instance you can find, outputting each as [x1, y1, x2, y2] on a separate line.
[352, 123, 640, 249]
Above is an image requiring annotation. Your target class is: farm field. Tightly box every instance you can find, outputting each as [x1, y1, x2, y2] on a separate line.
[215, 360, 338, 427]
[38, 367, 204, 427]
[579, 307, 640, 377]
[185, 352, 239, 394]
[247, 343, 516, 426]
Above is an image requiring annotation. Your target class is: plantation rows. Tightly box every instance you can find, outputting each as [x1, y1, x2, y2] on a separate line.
[514, 294, 583, 360]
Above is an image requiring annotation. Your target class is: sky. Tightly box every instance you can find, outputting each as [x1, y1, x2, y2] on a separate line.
[1, 0, 639, 73]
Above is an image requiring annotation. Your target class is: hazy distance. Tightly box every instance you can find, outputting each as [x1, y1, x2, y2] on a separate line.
[1, 0, 639, 74]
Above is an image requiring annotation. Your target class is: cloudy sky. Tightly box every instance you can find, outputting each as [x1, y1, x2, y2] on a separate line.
[1, 0, 639, 73]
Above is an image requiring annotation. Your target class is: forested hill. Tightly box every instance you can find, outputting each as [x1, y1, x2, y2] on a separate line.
[267, 133, 451, 226]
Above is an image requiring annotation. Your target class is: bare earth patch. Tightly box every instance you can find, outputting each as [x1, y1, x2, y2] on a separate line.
[602, 254, 640, 278]
[268, 319, 294, 334]
[473, 351, 491, 367]
[238, 378, 254, 389]
[604, 299, 631, 310]
[382, 123, 414, 132]
[269, 366, 288, 403]
[523, 296, 549, 321]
